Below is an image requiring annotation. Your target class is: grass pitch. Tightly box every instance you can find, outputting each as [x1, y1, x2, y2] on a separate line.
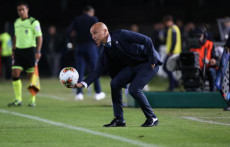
[0, 77, 230, 147]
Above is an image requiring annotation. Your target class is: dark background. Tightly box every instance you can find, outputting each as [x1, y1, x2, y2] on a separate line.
[1, 0, 230, 36]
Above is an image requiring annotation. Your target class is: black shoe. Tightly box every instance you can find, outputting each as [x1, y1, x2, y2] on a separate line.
[7, 100, 22, 107]
[141, 117, 159, 127]
[28, 103, 36, 107]
[223, 107, 230, 111]
[103, 118, 126, 127]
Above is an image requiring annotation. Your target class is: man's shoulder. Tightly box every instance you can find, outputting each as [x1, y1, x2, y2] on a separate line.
[28, 17, 40, 25]
[14, 18, 21, 25]
[111, 29, 130, 36]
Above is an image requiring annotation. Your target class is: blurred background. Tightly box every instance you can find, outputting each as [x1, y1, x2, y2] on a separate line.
[0, 0, 230, 92]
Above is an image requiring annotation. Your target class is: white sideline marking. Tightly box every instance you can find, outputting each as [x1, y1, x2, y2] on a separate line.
[37, 94, 66, 101]
[198, 117, 230, 119]
[182, 117, 230, 126]
[0, 109, 158, 147]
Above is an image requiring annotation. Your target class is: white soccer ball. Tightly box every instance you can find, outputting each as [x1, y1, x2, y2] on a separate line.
[59, 67, 79, 86]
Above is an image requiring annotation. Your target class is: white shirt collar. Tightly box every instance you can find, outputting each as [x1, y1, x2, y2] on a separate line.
[107, 35, 111, 43]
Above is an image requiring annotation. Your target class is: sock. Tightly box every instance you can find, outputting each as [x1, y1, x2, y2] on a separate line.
[30, 95, 36, 104]
[12, 79, 22, 102]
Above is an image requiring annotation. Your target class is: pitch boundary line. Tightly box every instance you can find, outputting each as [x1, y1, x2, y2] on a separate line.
[182, 116, 230, 126]
[197, 117, 230, 119]
[0, 109, 158, 147]
[37, 93, 66, 101]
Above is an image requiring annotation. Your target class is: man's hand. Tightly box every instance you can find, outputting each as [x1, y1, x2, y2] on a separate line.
[210, 58, 216, 66]
[151, 64, 155, 69]
[66, 83, 84, 88]
[35, 52, 41, 62]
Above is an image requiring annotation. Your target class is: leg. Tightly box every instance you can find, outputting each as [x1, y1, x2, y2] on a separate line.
[9, 68, 23, 106]
[207, 67, 216, 92]
[46, 53, 54, 76]
[2, 56, 12, 79]
[9, 49, 24, 106]
[86, 44, 102, 94]
[27, 71, 36, 106]
[74, 47, 86, 94]
[129, 63, 159, 119]
[110, 67, 134, 120]
[163, 55, 177, 91]
[53, 53, 61, 77]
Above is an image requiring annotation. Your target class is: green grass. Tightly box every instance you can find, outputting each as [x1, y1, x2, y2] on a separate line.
[0, 77, 230, 147]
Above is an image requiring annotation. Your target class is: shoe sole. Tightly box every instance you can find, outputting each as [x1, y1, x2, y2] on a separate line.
[103, 125, 126, 127]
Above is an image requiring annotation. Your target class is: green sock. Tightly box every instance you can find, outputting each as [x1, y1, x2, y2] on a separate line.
[12, 79, 22, 102]
[30, 95, 36, 104]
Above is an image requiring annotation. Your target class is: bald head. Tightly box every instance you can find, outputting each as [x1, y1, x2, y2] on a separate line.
[90, 22, 109, 46]
[91, 22, 108, 31]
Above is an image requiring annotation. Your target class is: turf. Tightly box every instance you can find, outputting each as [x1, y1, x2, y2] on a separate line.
[0, 77, 230, 147]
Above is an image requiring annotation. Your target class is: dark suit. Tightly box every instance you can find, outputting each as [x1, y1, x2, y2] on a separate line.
[84, 29, 163, 120]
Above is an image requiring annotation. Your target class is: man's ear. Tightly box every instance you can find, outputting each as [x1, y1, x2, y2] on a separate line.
[104, 29, 108, 35]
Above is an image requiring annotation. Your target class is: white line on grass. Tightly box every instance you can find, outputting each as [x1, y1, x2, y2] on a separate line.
[37, 94, 66, 101]
[182, 116, 230, 126]
[198, 117, 230, 119]
[0, 109, 158, 147]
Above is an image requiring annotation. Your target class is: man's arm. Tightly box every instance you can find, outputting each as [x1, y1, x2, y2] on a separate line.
[35, 36, 43, 62]
[69, 48, 106, 88]
[169, 30, 177, 55]
[13, 36, 16, 50]
[67, 18, 77, 37]
[32, 20, 43, 62]
[210, 44, 218, 66]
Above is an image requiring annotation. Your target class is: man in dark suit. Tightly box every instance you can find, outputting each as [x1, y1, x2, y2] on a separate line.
[70, 22, 163, 127]
[67, 6, 105, 101]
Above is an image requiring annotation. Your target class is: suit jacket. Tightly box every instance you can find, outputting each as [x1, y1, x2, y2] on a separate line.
[84, 29, 163, 86]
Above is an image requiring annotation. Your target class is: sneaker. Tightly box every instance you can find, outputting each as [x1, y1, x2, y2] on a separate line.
[28, 103, 36, 107]
[75, 93, 84, 101]
[94, 92, 105, 100]
[141, 117, 159, 127]
[7, 100, 22, 107]
[143, 84, 150, 91]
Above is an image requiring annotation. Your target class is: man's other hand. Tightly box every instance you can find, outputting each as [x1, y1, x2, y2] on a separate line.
[66, 83, 83, 88]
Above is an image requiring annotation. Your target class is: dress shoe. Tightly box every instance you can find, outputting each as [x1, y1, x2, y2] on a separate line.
[103, 118, 126, 127]
[141, 117, 159, 127]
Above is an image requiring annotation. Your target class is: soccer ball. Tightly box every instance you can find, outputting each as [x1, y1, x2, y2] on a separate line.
[59, 67, 79, 86]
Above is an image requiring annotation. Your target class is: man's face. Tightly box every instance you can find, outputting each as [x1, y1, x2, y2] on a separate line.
[88, 10, 95, 17]
[17, 5, 29, 19]
[90, 27, 106, 45]
[196, 34, 205, 44]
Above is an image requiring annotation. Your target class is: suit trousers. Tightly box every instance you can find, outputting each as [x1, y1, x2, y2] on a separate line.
[110, 62, 159, 120]
[75, 43, 101, 94]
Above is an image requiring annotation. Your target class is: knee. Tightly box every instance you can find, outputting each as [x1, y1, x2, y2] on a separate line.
[11, 71, 20, 80]
[110, 80, 120, 89]
[128, 86, 139, 96]
[12, 77, 20, 81]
